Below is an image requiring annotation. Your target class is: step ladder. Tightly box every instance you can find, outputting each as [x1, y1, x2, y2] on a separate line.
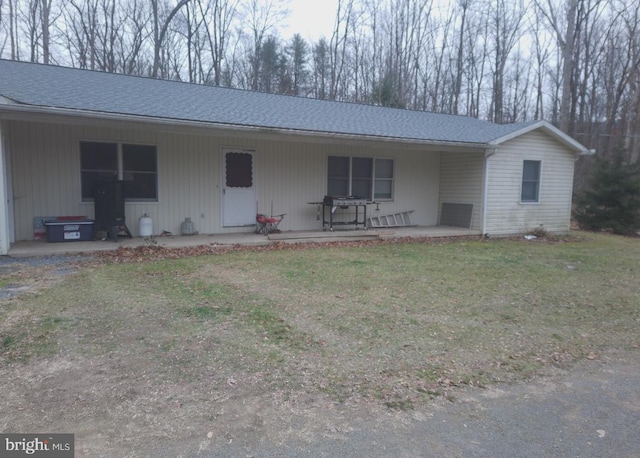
[368, 210, 415, 228]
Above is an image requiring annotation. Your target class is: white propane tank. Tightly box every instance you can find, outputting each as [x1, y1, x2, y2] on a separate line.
[181, 217, 195, 235]
[139, 212, 153, 237]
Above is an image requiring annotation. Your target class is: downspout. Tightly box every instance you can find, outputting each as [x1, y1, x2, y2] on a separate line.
[482, 147, 498, 236]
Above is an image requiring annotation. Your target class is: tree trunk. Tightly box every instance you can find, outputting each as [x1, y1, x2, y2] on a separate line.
[152, 0, 191, 78]
[40, 0, 51, 64]
[559, 0, 577, 133]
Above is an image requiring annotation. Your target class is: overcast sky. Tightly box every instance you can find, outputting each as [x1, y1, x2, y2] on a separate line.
[280, 0, 339, 41]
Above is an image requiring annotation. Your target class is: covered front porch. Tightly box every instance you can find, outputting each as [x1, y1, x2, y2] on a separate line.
[7, 226, 481, 257]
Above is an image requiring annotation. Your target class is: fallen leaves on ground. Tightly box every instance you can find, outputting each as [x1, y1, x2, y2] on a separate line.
[94, 236, 483, 263]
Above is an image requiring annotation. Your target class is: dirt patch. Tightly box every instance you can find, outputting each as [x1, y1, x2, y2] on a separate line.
[0, 255, 94, 299]
[0, 352, 396, 456]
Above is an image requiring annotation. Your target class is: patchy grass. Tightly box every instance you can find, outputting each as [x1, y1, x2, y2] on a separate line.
[1, 232, 639, 422]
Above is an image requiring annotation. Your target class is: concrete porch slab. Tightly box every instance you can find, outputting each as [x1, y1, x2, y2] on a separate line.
[6, 226, 481, 258]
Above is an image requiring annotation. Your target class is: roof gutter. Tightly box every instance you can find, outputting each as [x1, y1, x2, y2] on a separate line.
[578, 148, 597, 158]
[0, 103, 490, 150]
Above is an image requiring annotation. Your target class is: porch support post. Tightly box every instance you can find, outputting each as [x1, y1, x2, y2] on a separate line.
[0, 121, 10, 255]
[482, 148, 498, 236]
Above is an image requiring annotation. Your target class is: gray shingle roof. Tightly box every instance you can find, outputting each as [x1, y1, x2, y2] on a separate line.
[0, 59, 533, 145]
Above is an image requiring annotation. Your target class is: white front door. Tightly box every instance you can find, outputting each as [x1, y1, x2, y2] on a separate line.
[222, 149, 256, 227]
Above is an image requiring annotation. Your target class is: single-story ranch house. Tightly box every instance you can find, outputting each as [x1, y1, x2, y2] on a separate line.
[0, 59, 592, 255]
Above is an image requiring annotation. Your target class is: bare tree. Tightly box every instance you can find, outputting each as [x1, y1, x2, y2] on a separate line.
[39, 0, 53, 63]
[0, 0, 19, 59]
[98, 0, 121, 72]
[389, 0, 432, 109]
[59, 0, 136, 73]
[0, 0, 4, 54]
[239, 0, 288, 90]
[531, 5, 553, 120]
[503, 48, 533, 122]
[151, 0, 191, 78]
[453, 2, 488, 117]
[197, 0, 239, 85]
[452, 0, 471, 114]
[428, 4, 454, 113]
[59, 0, 99, 69]
[619, 0, 640, 161]
[599, 1, 640, 154]
[120, 0, 151, 75]
[534, 0, 581, 132]
[175, 0, 199, 82]
[328, 0, 354, 100]
[486, 0, 526, 124]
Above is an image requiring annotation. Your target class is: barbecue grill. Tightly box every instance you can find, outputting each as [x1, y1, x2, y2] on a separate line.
[323, 195, 368, 206]
[310, 196, 370, 231]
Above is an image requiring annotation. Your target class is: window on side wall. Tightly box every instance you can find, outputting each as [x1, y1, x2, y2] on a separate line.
[521, 160, 541, 203]
[327, 156, 394, 200]
[81, 141, 158, 201]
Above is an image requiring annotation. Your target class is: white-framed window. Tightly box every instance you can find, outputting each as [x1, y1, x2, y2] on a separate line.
[80, 141, 158, 201]
[327, 156, 394, 200]
[521, 160, 541, 203]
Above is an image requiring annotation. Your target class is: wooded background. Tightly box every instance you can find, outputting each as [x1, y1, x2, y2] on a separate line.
[1, 0, 639, 190]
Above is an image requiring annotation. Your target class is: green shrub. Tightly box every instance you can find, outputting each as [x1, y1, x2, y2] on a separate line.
[574, 147, 640, 236]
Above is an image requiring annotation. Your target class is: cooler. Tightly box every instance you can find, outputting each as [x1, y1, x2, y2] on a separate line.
[44, 219, 95, 242]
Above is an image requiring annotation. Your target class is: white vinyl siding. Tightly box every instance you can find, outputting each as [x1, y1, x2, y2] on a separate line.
[7, 119, 442, 240]
[485, 131, 575, 235]
[438, 152, 485, 230]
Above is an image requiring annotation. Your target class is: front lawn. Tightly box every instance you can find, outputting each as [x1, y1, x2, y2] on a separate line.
[1, 232, 638, 453]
